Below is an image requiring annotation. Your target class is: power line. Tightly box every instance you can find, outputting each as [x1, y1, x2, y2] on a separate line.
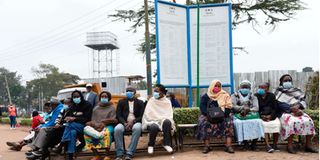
[0, 0, 118, 54]
[0, 1, 142, 62]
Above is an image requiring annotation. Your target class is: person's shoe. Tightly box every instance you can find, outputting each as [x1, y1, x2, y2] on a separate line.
[273, 145, 280, 151]
[115, 156, 123, 160]
[67, 153, 74, 160]
[26, 154, 38, 160]
[9, 146, 22, 151]
[124, 154, 132, 160]
[163, 145, 173, 153]
[148, 146, 154, 154]
[287, 146, 297, 154]
[202, 146, 212, 154]
[50, 145, 63, 154]
[25, 151, 33, 156]
[266, 146, 274, 153]
[6, 142, 16, 147]
[242, 141, 250, 151]
[224, 146, 234, 153]
[32, 150, 43, 156]
[305, 147, 319, 153]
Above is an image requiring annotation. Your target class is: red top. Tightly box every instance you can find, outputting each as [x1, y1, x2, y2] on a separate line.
[8, 106, 17, 116]
[32, 115, 43, 129]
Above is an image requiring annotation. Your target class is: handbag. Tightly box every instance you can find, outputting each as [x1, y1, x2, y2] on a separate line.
[206, 100, 224, 124]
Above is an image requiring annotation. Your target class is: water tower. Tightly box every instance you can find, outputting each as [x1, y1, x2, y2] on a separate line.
[85, 31, 119, 83]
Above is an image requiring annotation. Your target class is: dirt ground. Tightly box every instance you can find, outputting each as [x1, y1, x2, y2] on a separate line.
[0, 124, 318, 160]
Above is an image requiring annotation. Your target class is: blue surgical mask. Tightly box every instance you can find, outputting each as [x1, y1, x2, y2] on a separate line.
[240, 88, 250, 95]
[257, 89, 266, 95]
[100, 98, 109, 104]
[283, 82, 293, 89]
[153, 92, 160, 99]
[126, 91, 134, 99]
[73, 97, 81, 104]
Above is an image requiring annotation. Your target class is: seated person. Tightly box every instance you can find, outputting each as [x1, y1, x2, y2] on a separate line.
[196, 80, 234, 154]
[60, 90, 93, 160]
[114, 87, 145, 160]
[166, 92, 181, 108]
[232, 80, 264, 151]
[83, 91, 117, 160]
[275, 74, 318, 154]
[6, 110, 44, 151]
[255, 83, 280, 153]
[142, 84, 175, 154]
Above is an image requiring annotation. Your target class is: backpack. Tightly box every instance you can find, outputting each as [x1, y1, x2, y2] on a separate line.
[206, 100, 224, 124]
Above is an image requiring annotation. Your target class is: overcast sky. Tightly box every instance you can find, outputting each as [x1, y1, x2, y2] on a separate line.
[0, 0, 319, 84]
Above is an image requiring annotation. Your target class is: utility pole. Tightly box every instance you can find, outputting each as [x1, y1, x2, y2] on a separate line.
[144, 0, 152, 96]
[4, 74, 12, 104]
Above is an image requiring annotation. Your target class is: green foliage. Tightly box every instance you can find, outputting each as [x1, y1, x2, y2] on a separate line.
[173, 107, 201, 125]
[0, 117, 10, 124]
[20, 118, 32, 126]
[2, 112, 8, 117]
[305, 72, 319, 110]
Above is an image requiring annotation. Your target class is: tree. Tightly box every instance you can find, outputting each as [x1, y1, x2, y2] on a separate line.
[109, 0, 305, 54]
[305, 72, 319, 109]
[0, 67, 27, 108]
[302, 67, 314, 72]
[26, 63, 80, 108]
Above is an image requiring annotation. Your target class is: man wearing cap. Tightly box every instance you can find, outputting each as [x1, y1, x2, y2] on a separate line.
[26, 97, 65, 159]
[85, 83, 98, 108]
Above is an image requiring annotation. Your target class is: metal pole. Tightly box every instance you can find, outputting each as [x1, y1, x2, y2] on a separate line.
[196, 0, 200, 107]
[144, 0, 152, 96]
[4, 74, 12, 104]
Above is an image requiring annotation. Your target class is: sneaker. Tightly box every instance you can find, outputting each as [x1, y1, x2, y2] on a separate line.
[115, 157, 123, 160]
[32, 150, 43, 156]
[163, 145, 173, 153]
[305, 147, 319, 153]
[124, 154, 132, 160]
[224, 146, 235, 153]
[148, 146, 154, 154]
[266, 146, 274, 153]
[273, 145, 280, 151]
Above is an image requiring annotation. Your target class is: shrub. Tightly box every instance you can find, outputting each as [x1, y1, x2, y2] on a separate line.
[305, 109, 319, 137]
[0, 117, 10, 124]
[20, 118, 32, 126]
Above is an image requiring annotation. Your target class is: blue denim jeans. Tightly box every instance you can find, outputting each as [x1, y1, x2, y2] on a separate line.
[114, 123, 142, 157]
[9, 116, 16, 128]
[61, 122, 85, 153]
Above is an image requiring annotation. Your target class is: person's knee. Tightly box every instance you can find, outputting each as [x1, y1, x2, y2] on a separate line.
[163, 119, 172, 125]
[70, 130, 77, 136]
[149, 124, 159, 132]
[132, 123, 142, 133]
[114, 124, 125, 134]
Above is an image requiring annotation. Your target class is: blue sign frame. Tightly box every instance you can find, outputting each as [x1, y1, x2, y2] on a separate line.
[155, 0, 234, 107]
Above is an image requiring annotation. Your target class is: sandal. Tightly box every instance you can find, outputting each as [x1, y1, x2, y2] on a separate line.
[224, 146, 235, 153]
[287, 146, 297, 154]
[305, 147, 319, 153]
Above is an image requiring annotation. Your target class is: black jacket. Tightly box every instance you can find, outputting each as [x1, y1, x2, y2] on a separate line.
[65, 101, 93, 124]
[116, 98, 145, 124]
[255, 92, 278, 120]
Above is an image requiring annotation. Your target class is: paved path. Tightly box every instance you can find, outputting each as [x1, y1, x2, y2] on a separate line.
[0, 124, 318, 160]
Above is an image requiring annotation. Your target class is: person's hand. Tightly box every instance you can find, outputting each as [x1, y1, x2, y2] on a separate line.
[65, 117, 76, 122]
[243, 106, 250, 113]
[125, 123, 132, 131]
[96, 123, 105, 132]
[53, 125, 61, 129]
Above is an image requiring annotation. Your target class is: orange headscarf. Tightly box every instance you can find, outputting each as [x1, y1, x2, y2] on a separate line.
[207, 80, 232, 111]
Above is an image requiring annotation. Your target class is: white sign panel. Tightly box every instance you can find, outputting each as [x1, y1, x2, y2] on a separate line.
[190, 6, 231, 86]
[157, 3, 189, 86]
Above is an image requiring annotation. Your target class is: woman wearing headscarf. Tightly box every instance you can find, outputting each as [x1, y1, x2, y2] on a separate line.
[232, 80, 264, 151]
[142, 84, 175, 155]
[84, 91, 117, 160]
[61, 90, 93, 160]
[196, 80, 234, 154]
[275, 74, 318, 154]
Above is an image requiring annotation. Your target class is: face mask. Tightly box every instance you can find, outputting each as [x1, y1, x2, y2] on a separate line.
[213, 87, 220, 93]
[283, 82, 293, 89]
[73, 97, 81, 104]
[257, 88, 266, 95]
[126, 91, 134, 99]
[153, 92, 160, 99]
[100, 98, 109, 104]
[240, 88, 250, 95]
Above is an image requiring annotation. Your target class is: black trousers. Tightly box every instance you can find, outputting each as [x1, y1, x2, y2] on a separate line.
[147, 119, 172, 146]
